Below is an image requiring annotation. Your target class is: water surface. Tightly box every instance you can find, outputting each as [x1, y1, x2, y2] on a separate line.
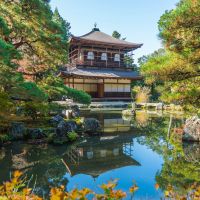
[0, 110, 199, 199]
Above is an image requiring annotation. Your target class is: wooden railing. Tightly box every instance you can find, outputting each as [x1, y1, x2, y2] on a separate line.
[69, 54, 134, 69]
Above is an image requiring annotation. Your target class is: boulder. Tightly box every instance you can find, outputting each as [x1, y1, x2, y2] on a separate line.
[50, 115, 64, 127]
[83, 118, 101, 134]
[56, 120, 77, 137]
[27, 128, 46, 139]
[183, 116, 200, 142]
[10, 122, 26, 140]
[71, 105, 80, 118]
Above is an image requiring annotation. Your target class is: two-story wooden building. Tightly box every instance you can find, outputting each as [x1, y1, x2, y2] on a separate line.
[61, 27, 143, 100]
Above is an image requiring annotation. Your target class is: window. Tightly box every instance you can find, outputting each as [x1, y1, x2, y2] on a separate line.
[87, 52, 94, 60]
[101, 53, 107, 61]
[114, 54, 120, 62]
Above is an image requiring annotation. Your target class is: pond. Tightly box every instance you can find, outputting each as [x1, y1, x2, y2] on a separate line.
[0, 110, 199, 199]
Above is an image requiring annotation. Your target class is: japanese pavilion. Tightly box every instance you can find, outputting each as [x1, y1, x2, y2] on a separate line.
[61, 27, 143, 100]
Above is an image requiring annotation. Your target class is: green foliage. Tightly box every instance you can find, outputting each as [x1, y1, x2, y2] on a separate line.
[39, 75, 91, 103]
[12, 82, 48, 102]
[23, 102, 49, 120]
[0, 0, 69, 71]
[112, 31, 121, 39]
[0, 92, 14, 115]
[0, 0, 91, 119]
[66, 87, 91, 104]
[139, 0, 200, 112]
[67, 131, 78, 142]
[0, 134, 11, 143]
[112, 30, 126, 40]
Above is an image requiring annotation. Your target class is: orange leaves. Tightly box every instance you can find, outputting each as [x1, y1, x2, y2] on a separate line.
[13, 170, 23, 178]
[155, 183, 159, 190]
[0, 171, 42, 200]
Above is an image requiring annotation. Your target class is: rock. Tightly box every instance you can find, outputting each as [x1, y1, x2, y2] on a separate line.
[56, 120, 77, 137]
[50, 115, 64, 127]
[83, 118, 101, 134]
[122, 109, 136, 116]
[10, 122, 26, 140]
[71, 105, 80, 118]
[183, 142, 200, 162]
[156, 103, 163, 110]
[183, 116, 200, 142]
[27, 128, 46, 139]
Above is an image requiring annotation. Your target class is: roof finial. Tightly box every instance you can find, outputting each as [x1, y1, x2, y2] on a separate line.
[93, 23, 100, 32]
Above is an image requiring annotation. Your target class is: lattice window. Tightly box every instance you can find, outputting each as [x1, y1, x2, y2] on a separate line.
[114, 54, 120, 62]
[87, 52, 94, 60]
[101, 53, 107, 61]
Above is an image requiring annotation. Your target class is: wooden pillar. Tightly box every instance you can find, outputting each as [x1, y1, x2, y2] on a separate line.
[106, 48, 108, 67]
[98, 80, 104, 98]
[119, 49, 121, 67]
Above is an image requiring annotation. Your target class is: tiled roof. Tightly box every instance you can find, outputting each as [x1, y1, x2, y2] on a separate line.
[71, 28, 143, 49]
[62, 67, 141, 80]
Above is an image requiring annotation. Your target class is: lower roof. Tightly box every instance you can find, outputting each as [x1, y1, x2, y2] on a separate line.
[61, 67, 142, 80]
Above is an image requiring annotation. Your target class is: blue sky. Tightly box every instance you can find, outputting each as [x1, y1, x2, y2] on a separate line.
[50, 0, 179, 62]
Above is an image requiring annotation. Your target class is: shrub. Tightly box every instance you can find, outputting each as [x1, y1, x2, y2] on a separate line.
[0, 134, 11, 143]
[67, 131, 78, 142]
[66, 87, 91, 105]
[23, 102, 49, 120]
[132, 86, 151, 103]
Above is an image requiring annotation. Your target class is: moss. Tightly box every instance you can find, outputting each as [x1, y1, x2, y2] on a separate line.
[67, 131, 78, 142]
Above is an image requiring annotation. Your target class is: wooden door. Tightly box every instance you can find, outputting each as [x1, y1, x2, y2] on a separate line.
[98, 83, 104, 98]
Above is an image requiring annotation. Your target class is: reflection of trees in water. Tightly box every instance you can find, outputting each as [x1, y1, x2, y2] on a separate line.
[133, 113, 200, 194]
[156, 142, 200, 196]
[0, 143, 71, 197]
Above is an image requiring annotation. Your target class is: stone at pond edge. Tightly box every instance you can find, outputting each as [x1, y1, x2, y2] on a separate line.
[183, 116, 200, 142]
[50, 115, 64, 127]
[71, 105, 80, 118]
[9, 122, 26, 140]
[26, 128, 46, 139]
[83, 118, 101, 134]
[122, 109, 136, 117]
[56, 120, 77, 137]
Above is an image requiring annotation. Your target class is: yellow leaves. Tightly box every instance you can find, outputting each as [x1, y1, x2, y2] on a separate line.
[1, 171, 200, 200]
[99, 180, 126, 200]
[101, 181, 117, 191]
[50, 187, 66, 200]
[129, 184, 138, 194]
[50, 187, 93, 200]
[0, 171, 41, 200]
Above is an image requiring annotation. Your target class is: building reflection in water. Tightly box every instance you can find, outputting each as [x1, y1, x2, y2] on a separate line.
[62, 135, 140, 178]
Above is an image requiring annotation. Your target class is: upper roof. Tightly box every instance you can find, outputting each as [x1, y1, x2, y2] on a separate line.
[70, 28, 143, 51]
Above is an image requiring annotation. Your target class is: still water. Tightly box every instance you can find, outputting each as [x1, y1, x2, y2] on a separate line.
[0, 110, 199, 199]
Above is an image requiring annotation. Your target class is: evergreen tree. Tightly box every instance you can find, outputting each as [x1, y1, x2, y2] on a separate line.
[112, 31, 121, 39]
[140, 0, 200, 111]
[0, 0, 91, 118]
